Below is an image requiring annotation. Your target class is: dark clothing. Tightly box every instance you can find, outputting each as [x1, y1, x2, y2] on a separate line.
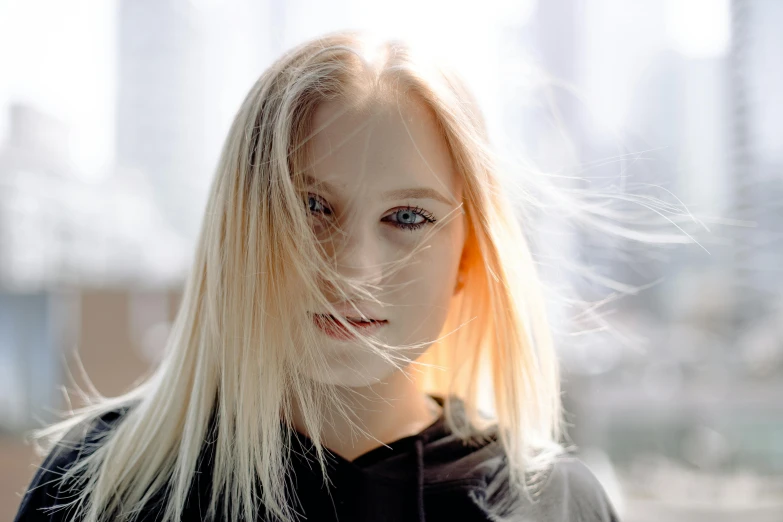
[14, 396, 619, 521]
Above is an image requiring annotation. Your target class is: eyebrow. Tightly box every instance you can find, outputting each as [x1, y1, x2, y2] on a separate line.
[302, 174, 456, 206]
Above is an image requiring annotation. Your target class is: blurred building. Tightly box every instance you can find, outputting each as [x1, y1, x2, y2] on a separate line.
[116, 0, 210, 242]
[0, 101, 189, 431]
[0, 103, 189, 290]
[0, 287, 182, 520]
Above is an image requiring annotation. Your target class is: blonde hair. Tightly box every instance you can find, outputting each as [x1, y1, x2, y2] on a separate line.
[32, 30, 564, 522]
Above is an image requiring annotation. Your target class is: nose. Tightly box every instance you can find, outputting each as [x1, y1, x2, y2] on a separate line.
[329, 224, 385, 294]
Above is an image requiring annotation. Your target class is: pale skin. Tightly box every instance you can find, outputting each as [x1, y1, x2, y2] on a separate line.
[291, 90, 468, 461]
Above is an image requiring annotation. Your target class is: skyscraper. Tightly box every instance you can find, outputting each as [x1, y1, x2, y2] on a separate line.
[115, 0, 209, 240]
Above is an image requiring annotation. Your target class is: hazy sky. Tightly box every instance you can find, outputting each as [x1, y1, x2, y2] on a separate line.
[0, 0, 529, 182]
[0, 0, 739, 183]
[0, 0, 117, 180]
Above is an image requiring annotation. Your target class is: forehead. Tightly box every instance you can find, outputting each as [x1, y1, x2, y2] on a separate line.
[307, 93, 461, 197]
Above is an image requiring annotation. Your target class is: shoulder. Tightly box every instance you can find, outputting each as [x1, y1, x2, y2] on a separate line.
[472, 453, 620, 522]
[13, 404, 136, 522]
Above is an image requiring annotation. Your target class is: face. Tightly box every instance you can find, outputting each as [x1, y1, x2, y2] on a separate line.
[303, 92, 467, 387]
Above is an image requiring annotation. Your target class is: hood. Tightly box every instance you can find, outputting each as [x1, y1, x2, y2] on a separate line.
[286, 394, 504, 522]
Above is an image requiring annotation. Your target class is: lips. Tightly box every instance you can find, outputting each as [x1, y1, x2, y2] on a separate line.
[330, 314, 382, 324]
[312, 313, 387, 340]
[314, 313, 386, 325]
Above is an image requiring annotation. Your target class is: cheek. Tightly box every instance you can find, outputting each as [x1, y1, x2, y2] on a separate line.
[390, 242, 460, 339]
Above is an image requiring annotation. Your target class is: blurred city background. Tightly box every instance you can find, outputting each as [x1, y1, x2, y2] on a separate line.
[1, 0, 782, 520]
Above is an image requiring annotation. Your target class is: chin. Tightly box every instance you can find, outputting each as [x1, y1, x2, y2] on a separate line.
[308, 351, 401, 388]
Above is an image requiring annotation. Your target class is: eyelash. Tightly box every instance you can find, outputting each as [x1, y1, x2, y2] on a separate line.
[306, 193, 437, 231]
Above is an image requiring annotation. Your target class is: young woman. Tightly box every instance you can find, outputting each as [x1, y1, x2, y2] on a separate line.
[15, 31, 619, 522]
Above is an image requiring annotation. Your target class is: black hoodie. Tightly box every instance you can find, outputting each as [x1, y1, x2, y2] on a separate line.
[14, 396, 619, 521]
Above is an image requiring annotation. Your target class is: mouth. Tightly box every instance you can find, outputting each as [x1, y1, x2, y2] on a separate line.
[311, 313, 388, 340]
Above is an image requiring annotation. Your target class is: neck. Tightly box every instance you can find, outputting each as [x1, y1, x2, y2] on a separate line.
[291, 370, 443, 462]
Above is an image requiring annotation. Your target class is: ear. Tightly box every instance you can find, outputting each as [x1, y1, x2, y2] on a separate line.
[454, 271, 466, 294]
[454, 210, 471, 295]
[453, 248, 469, 295]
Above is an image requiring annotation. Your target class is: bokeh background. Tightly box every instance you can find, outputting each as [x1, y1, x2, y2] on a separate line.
[1, 0, 782, 520]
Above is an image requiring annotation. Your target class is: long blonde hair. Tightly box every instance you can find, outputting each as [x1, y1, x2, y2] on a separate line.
[32, 30, 563, 522]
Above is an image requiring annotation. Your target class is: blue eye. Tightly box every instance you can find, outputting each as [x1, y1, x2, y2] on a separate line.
[307, 194, 333, 217]
[383, 206, 437, 231]
[306, 193, 436, 232]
